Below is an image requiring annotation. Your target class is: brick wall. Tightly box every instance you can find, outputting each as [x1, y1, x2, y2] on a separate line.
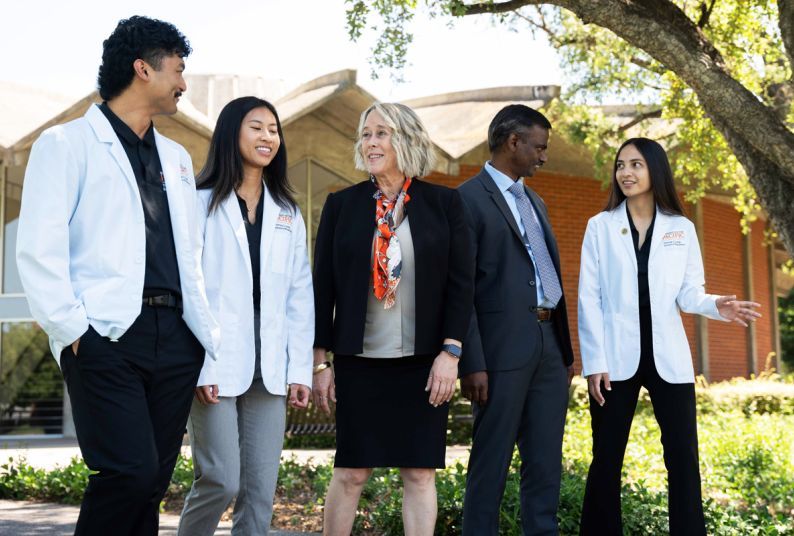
[424, 167, 773, 381]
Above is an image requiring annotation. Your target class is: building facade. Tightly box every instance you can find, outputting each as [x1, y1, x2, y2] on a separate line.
[0, 71, 788, 438]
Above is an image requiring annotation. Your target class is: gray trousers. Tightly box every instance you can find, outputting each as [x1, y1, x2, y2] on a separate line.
[463, 320, 570, 536]
[178, 380, 286, 535]
[179, 310, 286, 536]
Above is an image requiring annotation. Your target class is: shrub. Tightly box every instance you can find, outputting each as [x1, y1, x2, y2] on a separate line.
[2, 376, 793, 534]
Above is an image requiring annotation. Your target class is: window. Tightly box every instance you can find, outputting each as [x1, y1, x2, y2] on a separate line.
[0, 322, 62, 436]
[288, 158, 359, 261]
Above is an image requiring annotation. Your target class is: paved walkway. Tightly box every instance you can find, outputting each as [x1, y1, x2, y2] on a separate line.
[0, 499, 317, 535]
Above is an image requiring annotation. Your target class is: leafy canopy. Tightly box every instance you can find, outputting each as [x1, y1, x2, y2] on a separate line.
[345, 0, 793, 230]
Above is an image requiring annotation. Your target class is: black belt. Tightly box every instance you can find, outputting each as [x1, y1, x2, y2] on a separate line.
[531, 306, 553, 322]
[142, 293, 182, 309]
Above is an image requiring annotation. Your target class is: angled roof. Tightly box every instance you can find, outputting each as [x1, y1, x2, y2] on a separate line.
[183, 74, 287, 124]
[403, 86, 561, 159]
[9, 91, 213, 154]
[276, 69, 376, 126]
[0, 81, 75, 149]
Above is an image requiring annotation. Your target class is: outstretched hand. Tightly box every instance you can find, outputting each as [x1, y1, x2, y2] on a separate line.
[715, 295, 761, 327]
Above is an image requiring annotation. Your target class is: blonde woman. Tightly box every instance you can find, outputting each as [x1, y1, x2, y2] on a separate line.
[312, 103, 474, 535]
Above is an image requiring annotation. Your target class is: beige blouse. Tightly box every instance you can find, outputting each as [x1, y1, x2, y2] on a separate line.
[357, 218, 416, 358]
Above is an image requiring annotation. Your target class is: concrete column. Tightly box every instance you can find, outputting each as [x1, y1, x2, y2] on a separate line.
[693, 201, 710, 379]
[743, 229, 757, 376]
[767, 227, 783, 373]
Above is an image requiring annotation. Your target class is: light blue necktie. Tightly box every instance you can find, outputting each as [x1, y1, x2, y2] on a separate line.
[508, 181, 563, 307]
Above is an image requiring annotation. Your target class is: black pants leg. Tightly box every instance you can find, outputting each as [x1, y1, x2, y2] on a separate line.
[580, 353, 705, 536]
[579, 372, 642, 536]
[645, 364, 706, 536]
[516, 321, 570, 536]
[463, 321, 568, 536]
[61, 306, 203, 536]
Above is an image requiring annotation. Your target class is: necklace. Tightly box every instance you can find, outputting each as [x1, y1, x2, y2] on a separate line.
[237, 187, 262, 214]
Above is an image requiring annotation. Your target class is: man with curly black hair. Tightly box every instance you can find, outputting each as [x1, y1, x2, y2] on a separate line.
[16, 16, 219, 536]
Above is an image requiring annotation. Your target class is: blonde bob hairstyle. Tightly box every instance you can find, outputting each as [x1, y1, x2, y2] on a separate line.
[354, 102, 437, 178]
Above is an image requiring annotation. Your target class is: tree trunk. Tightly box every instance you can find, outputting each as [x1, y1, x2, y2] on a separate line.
[462, 0, 794, 255]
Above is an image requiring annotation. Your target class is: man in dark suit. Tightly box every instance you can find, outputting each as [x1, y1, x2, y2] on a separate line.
[459, 105, 574, 535]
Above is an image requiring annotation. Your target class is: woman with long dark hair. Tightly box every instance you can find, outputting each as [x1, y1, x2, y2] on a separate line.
[178, 96, 313, 535]
[577, 137, 760, 535]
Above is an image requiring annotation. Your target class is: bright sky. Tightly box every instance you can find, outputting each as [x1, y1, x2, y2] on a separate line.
[1, 0, 563, 101]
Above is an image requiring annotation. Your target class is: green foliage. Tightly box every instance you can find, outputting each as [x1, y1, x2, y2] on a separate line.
[3, 377, 793, 534]
[345, 0, 419, 81]
[0, 456, 90, 504]
[344, 0, 793, 228]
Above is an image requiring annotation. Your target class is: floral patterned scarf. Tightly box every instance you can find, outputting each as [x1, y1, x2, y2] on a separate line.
[372, 176, 412, 309]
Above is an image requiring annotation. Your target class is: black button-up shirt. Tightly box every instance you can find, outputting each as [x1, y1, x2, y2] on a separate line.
[99, 102, 181, 297]
[627, 204, 656, 359]
[236, 191, 264, 311]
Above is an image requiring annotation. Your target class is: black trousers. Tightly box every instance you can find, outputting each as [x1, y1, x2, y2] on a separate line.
[60, 305, 204, 536]
[579, 350, 706, 536]
[463, 321, 570, 536]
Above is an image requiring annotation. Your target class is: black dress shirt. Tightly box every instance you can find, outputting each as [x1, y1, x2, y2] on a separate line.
[99, 102, 181, 297]
[236, 191, 264, 310]
[627, 205, 656, 359]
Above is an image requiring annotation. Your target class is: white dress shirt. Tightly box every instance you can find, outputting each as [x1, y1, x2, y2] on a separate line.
[484, 161, 553, 308]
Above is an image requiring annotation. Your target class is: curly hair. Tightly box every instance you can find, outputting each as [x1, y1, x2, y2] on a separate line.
[97, 16, 191, 101]
[354, 102, 437, 178]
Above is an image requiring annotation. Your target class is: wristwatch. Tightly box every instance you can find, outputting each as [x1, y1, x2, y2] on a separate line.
[441, 343, 462, 359]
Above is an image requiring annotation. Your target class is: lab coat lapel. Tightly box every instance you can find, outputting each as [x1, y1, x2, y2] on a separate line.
[612, 201, 638, 273]
[156, 131, 193, 264]
[648, 209, 669, 263]
[85, 104, 138, 194]
[221, 191, 254, 281]
[260, 184, 282, 278]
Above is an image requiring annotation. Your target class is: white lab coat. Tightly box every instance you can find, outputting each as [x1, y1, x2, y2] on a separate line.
[195, 187, 314, 397]
[577, 201, 725, 383]
[16, 104, 220, 364]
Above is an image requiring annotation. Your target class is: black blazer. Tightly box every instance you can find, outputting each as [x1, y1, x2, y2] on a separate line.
[458, 168, 574, 374]
[313, 178, 474, 356]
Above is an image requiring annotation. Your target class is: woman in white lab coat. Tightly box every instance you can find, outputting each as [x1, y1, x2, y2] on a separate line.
[577, 137, 760, 536]
[178, 96, 314, 535]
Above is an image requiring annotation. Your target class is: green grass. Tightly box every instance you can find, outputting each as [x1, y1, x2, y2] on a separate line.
[2, 375, 793, 535]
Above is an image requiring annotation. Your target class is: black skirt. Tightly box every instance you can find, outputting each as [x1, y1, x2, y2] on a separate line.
[333, 354, 449, 468]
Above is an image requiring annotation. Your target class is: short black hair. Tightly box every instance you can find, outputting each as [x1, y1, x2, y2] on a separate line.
[97, 16, 191, 101]
[488, 104, 552, 152]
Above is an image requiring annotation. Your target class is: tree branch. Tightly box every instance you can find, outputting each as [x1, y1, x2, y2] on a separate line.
[696, 0, 717, 29]
[779, 0, 794, 76]
[618, 108, 663, 132]
[461, 0, 533, 15]
[455, 0, 794, 183]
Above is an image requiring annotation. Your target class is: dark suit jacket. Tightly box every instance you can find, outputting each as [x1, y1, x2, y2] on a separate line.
[313, 178, 474, 356]
[458, 168, 574, 374]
